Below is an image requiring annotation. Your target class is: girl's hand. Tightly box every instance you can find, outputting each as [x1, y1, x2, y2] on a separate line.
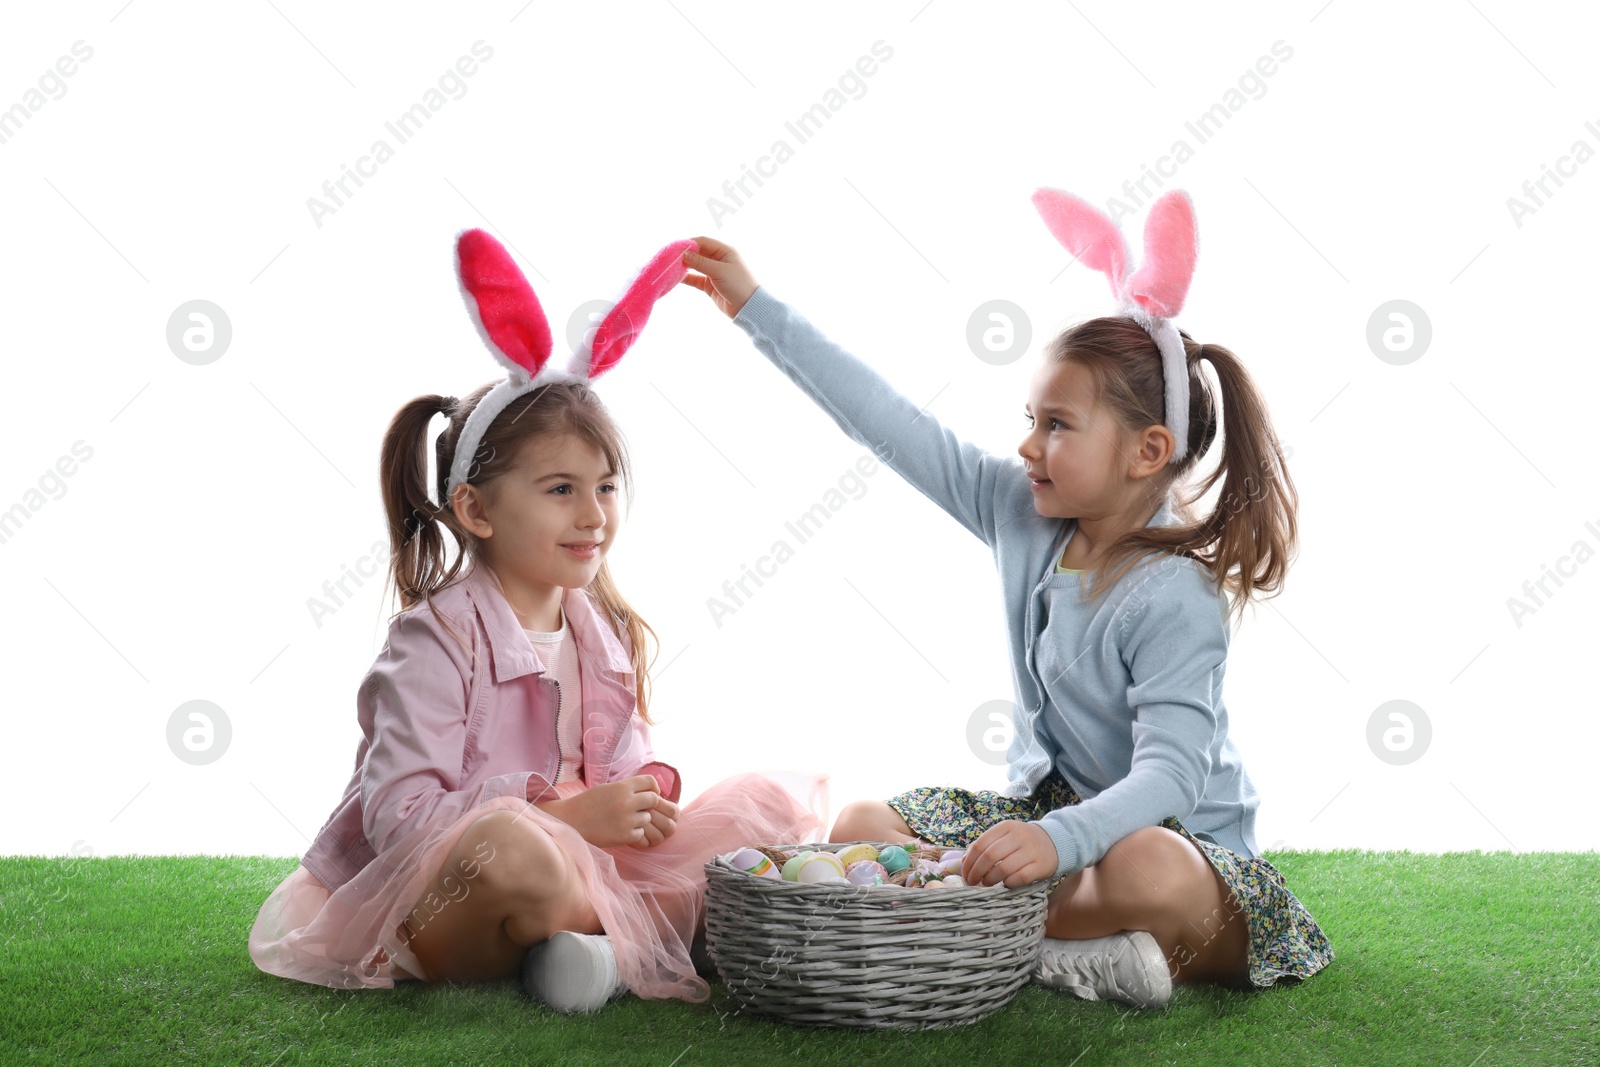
[544, 774, 664, 848]
[961, 820, 1059, 888]
[680, 236, 759, 319]
[630, 792, 679, 850]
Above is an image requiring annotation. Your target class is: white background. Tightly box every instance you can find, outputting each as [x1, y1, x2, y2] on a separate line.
[2, 2, 1594, 860]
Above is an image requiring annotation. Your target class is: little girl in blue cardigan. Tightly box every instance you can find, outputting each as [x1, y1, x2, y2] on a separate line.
[678, 193, 1334, 1010]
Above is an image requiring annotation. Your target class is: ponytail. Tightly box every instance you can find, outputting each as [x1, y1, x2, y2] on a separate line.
[1169, 341, 1298, 629]
[378, 392, 477, 653]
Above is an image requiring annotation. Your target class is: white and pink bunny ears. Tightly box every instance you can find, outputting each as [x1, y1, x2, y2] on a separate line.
[445, 228, 696, 498]
[1031, 188, 1199, 464]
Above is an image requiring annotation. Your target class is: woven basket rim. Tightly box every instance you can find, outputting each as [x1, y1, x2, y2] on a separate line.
[706, 839, 1052, 896]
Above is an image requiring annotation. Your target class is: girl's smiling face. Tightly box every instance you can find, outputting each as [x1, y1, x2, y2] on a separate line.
[455, 431, 620, 617]
[1017, 359, 1132, 520]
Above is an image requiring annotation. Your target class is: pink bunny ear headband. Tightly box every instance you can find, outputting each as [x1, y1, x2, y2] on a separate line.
[1031, 188, 1199, 464]
[446, 229, 696, 498]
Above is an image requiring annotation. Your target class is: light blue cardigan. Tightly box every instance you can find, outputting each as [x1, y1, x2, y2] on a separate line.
[733, 286, 1261, 878]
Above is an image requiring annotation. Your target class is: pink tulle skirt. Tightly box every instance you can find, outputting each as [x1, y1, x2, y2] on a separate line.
[248, 772, 824, 1001]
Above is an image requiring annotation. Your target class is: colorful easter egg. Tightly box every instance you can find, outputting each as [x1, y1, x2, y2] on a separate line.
[728, 847, 781, 880]
[937, 850, 966, 877]
[835, 843, 879, 868]
[942, 874, 966, 888]
[845, 860, 888, 886]
[797, 852, 848, 883]
[877, 844, 911, 874]
[924, 879, 947, 889]
[781, 850, 816, 882]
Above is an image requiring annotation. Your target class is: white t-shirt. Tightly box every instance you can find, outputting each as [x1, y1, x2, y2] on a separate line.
[523, 608, 583, 783]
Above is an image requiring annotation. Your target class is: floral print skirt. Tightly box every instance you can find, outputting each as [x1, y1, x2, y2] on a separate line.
[885, 772, 1334, 988]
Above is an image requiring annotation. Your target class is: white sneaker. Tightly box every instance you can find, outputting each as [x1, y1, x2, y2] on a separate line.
[1033, 931, 1173, 1010]
[522, 932, 629, 1012]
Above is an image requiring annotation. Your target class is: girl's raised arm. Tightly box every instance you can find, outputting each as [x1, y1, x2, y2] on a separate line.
[683, 240, 1024, 547]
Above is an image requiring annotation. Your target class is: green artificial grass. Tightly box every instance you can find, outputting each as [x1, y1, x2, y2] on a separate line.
[1, 851, 1596, 1066]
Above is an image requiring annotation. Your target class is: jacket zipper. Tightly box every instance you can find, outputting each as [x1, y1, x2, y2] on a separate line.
[549, 677, 563, 785]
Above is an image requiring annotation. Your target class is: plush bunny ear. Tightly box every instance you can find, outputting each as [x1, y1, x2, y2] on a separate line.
[456, 228, 552, 382]
[1123, 190, 1198, 319]
[579, 239, 697, 379]
[1031, 188, 1130, 301]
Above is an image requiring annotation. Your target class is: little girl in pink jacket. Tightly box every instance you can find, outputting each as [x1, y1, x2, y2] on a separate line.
[248, 231, 821, 1009]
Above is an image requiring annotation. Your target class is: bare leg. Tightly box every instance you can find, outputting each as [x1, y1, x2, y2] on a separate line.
[1044, 825, 1249, 986]
[827, 800, 928, 845]
[400, 809, 603, 983]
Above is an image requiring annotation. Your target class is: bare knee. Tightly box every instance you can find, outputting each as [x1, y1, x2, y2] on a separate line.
[828, 800, 912, 844]
[1093, 826, 1196, 919]
[1050, 827, 1247, 981]
[458, 811, 569, 905]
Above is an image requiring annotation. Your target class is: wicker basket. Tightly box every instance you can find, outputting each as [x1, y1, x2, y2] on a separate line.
[702, 840, 1050, 1030]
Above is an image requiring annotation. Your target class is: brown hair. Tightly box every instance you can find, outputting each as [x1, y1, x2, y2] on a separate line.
[377, 379, 660, 722]
[1044, 316, 1298, 631]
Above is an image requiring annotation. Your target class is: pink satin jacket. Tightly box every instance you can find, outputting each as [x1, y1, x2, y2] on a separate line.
[299, 563, 681, 893]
